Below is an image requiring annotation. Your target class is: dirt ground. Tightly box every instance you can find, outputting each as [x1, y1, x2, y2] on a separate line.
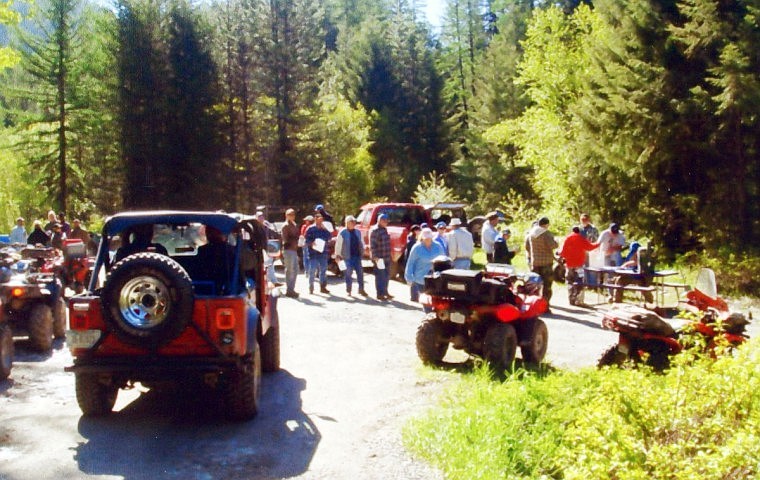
[0, 269, 754, 479]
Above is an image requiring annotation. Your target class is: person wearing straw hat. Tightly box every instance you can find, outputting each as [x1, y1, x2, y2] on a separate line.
[404, 227, 444, 304]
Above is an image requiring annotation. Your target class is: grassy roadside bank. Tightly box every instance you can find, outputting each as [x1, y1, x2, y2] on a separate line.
[403, 341, 760, 479]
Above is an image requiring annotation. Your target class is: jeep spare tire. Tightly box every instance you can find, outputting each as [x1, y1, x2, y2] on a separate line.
[101, 252, 193, 348]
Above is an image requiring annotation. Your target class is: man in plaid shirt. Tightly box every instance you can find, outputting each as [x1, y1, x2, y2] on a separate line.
[525, 217, 559, 306]
[370, 214, 393, 301]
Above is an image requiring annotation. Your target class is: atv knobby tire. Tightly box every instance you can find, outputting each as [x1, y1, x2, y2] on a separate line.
[260, 324, 280, 373]
[101, 253, 193, 348]
[415, 314, 448, 365]
[483, 323, 517, 371]
[75, 373, 118, 416]
[597, 344, 628, 368]
[520, 318, 548, 365]
[53, 297, 67, 339]
[28, 303, 53, 352]
[224, 346, 262, 420]
[0, 325, 13, 380]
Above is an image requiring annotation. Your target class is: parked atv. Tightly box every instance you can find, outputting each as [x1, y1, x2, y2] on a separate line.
[598, 268, 750, 370]
[417, 260, 549, 371]
[44, 239, 93, 295]
[0, 248, 66, 352]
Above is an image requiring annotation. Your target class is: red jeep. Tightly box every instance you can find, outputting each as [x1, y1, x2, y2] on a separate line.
[64, 211, 280, 420]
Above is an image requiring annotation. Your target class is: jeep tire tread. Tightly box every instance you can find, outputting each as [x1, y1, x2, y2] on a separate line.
[0, 325, 13, 380]
[483, 323, 517, 371]
[224, 346, 262, 421]
[415, 314, 448, 365]
[28, 303, 53, 352]
[75, 373, 118, 416]
[260, 325, 280, 373]
[520, 318, 548, 365]
[101, 253, 194, 347]
[53, 297, 67, 338]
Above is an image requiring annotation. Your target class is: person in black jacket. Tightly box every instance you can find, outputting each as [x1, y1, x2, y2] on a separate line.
[493, 228, 516, 264]
[27, 220, 50, 246]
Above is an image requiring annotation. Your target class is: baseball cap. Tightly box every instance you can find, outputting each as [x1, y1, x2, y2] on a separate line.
[378, 214, 389, 222]
[436, 221, 447, 229]
[610, 223, 622, 233]
[314, 204, 324, 211]
[420, 228, 434, 240]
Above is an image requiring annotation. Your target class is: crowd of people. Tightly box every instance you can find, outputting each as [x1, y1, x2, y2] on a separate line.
[8, 210, 91, 250]
[275, 205, 640, 316]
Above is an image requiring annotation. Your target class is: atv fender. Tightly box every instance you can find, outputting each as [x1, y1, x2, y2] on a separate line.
[246, 306, 261, 353]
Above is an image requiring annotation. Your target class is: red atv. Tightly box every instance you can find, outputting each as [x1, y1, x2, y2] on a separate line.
[417, 260, 549, 371]
[599, 268, 750, 370]
[41, 239, 92, 295]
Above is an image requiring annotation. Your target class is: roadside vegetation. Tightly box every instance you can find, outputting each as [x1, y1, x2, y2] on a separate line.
[404, 340, 760, 479]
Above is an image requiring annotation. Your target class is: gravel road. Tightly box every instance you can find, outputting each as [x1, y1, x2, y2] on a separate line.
[0, 268, 709, 480]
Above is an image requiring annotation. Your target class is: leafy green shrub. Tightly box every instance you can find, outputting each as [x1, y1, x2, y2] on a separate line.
[405, 341, 760, 479]
[678, 250, 760, 298]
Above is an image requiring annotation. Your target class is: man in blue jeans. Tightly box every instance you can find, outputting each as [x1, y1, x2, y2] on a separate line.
[370, 214, 392, 301]
[405, 228, 444, 310]
[281, 208, 300, 298]
[305, 213, 333, 294]
[335, 215, 368, 297]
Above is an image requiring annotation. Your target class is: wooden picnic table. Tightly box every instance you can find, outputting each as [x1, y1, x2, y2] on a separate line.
[582, 267, 688, 306]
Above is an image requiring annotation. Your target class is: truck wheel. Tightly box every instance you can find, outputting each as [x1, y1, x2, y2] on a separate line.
[0, 325, 13, 380]
[75, 373, 118, 416]
[416, 314, 448, 364]
[260, 324, 280, 373]
[225, 346, 262, 420]
[520, 318, 548, 365]
[28, 304, 53, 352]
[483, 323, 517, 371]
[101, 253, 193, 348]
[53, 297, 67, 338]
[597, 344, 628, 368]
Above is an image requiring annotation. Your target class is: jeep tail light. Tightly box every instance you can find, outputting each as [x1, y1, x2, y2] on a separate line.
[11, 287, 24, 298]
[215, 308, 236, 330]
[495, 304, 520, 323]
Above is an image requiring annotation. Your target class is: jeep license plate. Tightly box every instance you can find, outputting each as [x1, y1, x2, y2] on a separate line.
[66, 329, 102, 350]
[450, 312, 466, 324]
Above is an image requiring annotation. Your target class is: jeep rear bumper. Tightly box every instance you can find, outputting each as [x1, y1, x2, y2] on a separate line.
[64, 355, 249, 380]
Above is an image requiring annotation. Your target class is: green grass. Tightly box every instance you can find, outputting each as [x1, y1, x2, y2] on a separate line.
[404, 341, 760, 479]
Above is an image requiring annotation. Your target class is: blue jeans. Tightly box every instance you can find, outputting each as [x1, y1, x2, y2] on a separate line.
[374, 260, 390, 297]
[410, 282, 423, 302]
[283, 249, 299, 293]
[344, 256, 364, 292]
[309, 254, 328, 289]
[302, 247, 311, 276]
[453, 258, 471, 270]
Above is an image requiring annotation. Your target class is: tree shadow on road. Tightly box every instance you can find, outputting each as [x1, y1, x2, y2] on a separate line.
[73, 369, 319, 479]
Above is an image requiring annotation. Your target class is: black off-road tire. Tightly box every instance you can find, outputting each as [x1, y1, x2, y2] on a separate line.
[28, 303, 53, 352]
[260, 325, 280, 373]
[520, 318, 548, 365]
[101, 253, 193, 348]
[483, 323, 517, 371]
[224, 347, 262, 421]
[597, 344, 628, 368]
[0, 325, 13, 380]
[75, 373, 118, 416]
[53, 297, 67, 338]
[643, 341, 671, 372]
[415, 314, 449, 365]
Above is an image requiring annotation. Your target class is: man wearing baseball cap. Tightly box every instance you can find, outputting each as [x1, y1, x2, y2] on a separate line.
[482, 211, 501, 263]
[281, 208, 300, 298]
[434, 221, 449, 255]
[525, 217, 559, 305]
[598, 222, 627, 266]
[370, 214, 393, 300]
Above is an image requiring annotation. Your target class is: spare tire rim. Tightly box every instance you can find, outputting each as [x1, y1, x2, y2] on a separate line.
[119, 275, 171, 330]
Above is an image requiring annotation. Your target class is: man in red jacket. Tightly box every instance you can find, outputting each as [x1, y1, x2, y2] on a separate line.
[559, 226, 599, 306]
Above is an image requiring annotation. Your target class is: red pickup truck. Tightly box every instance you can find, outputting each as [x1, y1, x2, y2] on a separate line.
[355, 202, 468, 279]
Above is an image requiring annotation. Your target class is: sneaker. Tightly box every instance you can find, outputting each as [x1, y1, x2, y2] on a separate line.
[359, 289, 369, 297]
[286, 290, 299, 298]
[377, 295, 387, 301]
